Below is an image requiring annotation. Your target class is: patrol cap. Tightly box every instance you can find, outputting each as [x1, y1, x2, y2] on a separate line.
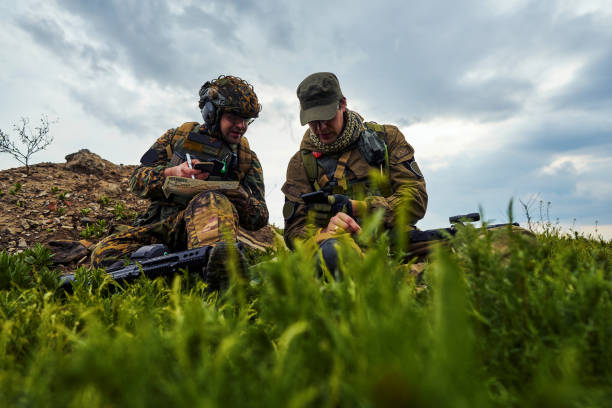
[297, 72, 344, 126]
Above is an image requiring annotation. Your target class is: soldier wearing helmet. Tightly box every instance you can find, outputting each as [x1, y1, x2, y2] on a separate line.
[91, 75, 268, 290]
[282, 72, 427, 273]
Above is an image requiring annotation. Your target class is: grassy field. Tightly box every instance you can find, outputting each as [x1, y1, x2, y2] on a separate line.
[1, 219, 611, 407]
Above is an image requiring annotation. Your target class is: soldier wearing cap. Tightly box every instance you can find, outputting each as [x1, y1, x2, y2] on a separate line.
[91, 75, 268, 290]
[282, 72, 427, 272]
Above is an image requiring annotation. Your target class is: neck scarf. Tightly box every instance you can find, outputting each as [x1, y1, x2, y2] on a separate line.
[308, 109, 362, 154]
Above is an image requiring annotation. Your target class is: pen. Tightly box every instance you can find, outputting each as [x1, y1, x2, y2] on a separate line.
[185, 153, 195, 179]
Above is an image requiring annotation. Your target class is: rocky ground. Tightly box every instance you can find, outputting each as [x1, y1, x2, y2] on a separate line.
[0, 150, 275, 272]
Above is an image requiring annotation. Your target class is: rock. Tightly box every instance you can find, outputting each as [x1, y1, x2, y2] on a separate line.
[61, 225, 74, 230]
[80, 217, 95, 225]
[47, 240, 90, 264]
[18, 238, 27, 248]
[8, 241, 16, 247]
[3, 227, 18, 236]
[100, 180, 122, 196]
[65, 149, 117, 176]
[21, 220, 30, 230]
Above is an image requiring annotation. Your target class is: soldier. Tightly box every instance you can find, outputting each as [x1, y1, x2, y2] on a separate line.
[282, 72, 427, 272]
[91, 75, 268, 290]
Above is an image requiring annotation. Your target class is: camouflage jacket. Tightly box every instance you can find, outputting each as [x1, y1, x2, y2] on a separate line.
[282, 117, 427, 247]
[130, 122, 268, 231]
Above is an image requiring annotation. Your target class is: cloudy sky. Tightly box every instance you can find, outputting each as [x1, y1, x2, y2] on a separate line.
[1, 0, 611, 238]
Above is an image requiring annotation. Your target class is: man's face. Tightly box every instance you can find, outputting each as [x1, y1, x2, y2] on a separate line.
[219, 112, 251, 144]
[307, 99, 346, 145]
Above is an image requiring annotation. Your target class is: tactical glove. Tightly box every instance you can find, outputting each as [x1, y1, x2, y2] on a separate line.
[328, 194, 353, 218]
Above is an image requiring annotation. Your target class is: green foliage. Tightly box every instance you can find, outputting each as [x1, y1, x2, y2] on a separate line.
[80, 208, 92, 216]
[80, 219, 108, 239]
[110, 202, 136, 221]
[97, 195, 110, 206]
[1, 218, 611, 407]
[56, 207, 66, 216]
[50, 186, 60, 194]
[9, 182, 21, 195]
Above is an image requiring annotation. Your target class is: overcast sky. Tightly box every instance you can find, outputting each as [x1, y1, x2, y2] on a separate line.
[1, 0, 611, 238]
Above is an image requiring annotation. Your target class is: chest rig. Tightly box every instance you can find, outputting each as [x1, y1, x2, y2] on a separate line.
[166, 122, 252, 182]
[301, 121, 391, 199]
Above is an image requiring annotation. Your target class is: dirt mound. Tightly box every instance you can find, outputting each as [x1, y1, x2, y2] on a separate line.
[0, 151, 276, 271]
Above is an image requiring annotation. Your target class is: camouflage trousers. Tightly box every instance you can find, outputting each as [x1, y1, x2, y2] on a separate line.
[91, 191, 239, 268]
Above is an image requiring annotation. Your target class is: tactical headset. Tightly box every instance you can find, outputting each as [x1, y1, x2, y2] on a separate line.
[199, 83, 227, 135]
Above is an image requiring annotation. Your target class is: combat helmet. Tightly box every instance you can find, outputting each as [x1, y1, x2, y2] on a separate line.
[198, 75, 262, 134]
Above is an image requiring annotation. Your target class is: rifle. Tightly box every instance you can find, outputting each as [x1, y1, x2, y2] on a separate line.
[301, 190, 353, 218]
[59, 244, 211, 291]
[409, 212, 519, 242]
[405, 213, 520, 261]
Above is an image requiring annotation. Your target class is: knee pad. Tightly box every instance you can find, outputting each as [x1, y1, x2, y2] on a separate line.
[317, 238, 339, 276]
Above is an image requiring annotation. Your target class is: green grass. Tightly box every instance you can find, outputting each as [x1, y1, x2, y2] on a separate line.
[79, 219, 108, 239]
[1, 221, 611, 407]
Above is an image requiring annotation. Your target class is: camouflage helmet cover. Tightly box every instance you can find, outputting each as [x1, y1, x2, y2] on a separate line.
[198, 75, 262, 119]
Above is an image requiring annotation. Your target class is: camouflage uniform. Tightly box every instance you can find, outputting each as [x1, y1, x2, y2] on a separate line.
[91, 76, 267, 268]
[282, 110, 427, 249]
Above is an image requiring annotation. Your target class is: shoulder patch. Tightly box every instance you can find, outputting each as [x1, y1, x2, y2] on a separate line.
[402, 158, 423, 178]
[283, 200, 297, 221]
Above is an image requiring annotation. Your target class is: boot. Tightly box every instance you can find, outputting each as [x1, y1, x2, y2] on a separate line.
[204, 242, 249, 291]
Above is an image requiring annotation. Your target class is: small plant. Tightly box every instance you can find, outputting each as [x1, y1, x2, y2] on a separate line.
[97, 195, 111, 206]
[9, 182, 22, 195]
[0, 115, 55, 175]
[80, 208, 92, 216]
[80, 219, 108, 239]
[50, 186, 60, 194]
[57, 191, 68, 201]
[57, 207, 66, 216]
[16, 200, 23, 208]
[111, 202, 136, 221]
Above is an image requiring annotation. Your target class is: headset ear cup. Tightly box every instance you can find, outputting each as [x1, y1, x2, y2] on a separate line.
[201, 101, 216, 128]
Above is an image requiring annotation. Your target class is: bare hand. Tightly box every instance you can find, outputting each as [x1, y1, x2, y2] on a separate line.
[164, 159, 209, 180]
[323, 212, 361, 235]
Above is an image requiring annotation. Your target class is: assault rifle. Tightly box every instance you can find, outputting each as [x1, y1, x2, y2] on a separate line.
[405, 213, 521, 261]
[59, 244, 211, 291]
[409, 212, 519, 243]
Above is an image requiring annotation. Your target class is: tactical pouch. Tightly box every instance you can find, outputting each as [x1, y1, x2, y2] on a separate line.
[358, 128, 386, 167]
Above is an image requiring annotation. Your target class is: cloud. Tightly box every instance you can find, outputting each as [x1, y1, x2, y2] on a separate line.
[2, 0, 612, 235]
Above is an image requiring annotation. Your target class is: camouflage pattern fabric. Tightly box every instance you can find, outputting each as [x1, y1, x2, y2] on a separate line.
[91, 121, 268, 268]
[91, 206, 186, 268]
[183, 192, 238, 248]
[131, 123, 268, 230]
[91, 191, 240, 268]
[198, 75, 261, 118]
[282, 110, 428, 248]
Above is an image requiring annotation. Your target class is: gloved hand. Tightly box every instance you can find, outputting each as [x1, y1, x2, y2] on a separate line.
[305, 193, 353, 227]
[328, 194, 353, 218]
